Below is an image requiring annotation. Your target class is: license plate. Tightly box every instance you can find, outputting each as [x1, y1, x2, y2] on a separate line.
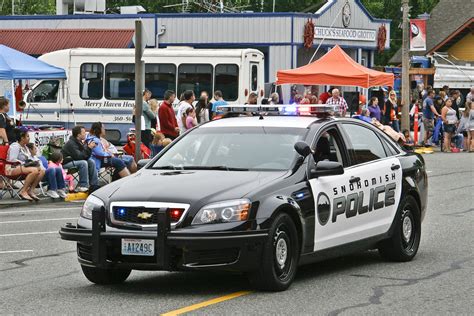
[121, 239, 155, 256]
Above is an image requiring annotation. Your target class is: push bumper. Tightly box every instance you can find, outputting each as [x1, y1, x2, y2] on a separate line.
[59, 210, 268, 272]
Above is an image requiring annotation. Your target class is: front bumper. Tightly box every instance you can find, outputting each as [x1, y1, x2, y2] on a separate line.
[59, 210, 268, 272]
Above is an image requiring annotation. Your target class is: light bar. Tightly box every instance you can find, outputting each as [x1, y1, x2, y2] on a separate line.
[216, 104, 341, 117]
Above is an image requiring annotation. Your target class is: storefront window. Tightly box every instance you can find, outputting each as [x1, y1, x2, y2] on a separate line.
[178, 64, 213, 97]
[215, 64, 239, 101]
[105, 63, 135, 100]
[80, 63, 103, 100]
[145, 64, 176, 99]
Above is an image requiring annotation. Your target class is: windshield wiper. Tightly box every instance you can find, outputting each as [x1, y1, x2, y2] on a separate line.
[181, 166, 249, 171]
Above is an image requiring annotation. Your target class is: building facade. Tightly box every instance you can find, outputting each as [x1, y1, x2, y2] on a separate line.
[0, 0, 390, 85]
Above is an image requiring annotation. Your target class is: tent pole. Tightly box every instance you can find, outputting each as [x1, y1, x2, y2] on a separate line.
[11, 80, 16, 123]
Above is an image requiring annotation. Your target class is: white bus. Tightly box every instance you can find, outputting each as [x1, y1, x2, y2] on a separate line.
[23, 47, 264, 143]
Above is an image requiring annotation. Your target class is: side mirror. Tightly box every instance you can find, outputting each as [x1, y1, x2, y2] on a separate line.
[294, 141, 311, 158]
[137, 159, 151, 170]
[310, 161, 344, 178]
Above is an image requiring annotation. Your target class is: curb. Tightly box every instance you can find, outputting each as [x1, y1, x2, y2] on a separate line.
[0, 195, 86, 209]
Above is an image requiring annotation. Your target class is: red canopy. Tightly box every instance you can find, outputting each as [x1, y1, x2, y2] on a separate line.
[276, 45, 394, 88]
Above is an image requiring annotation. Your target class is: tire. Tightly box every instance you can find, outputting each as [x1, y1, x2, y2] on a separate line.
[378, 195, 421, 262]
[248, 213, 299, 291]
[81, 265, 131, 285]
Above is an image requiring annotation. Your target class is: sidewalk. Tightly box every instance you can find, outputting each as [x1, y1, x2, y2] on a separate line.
[0, 192, 87, 209]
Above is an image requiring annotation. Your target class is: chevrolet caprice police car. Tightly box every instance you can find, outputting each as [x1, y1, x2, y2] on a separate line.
[60, 105, 428, 291]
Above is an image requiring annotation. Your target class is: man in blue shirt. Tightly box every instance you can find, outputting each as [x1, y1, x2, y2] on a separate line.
[422, 89, 440, 145]
[210, 90, 227, 119]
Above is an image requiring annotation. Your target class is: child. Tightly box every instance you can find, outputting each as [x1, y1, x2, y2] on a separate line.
[162, 138, 172, 148]
[150, 132, 165, 157]
[49, 151, 74, 193]
[402, 129, 414, 150]
[185, 107, 197, 130]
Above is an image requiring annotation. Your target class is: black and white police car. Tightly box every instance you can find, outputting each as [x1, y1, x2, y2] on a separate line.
[60, 105, 428, 291]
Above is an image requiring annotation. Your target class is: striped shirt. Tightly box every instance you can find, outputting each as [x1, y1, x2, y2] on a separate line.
[325, 96, 348, 113]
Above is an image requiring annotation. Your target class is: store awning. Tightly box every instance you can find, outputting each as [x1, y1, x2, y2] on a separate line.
[0, 29, 134, 56]
[0, 44, 66, 79]
[276, 45, 394, 88]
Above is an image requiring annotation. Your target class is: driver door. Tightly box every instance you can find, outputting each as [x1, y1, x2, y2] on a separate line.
[25, 80, 61, 123]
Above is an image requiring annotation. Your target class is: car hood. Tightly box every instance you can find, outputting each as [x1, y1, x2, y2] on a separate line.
[99, 169, 286, 206]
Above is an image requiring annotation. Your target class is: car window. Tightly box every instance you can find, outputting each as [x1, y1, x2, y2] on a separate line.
[312, 128, 345, 165]
[151, 127, 306, 171]
[342, 123, 387, 165]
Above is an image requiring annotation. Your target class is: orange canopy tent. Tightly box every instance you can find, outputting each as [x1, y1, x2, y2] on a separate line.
[276, 45, 394, 88]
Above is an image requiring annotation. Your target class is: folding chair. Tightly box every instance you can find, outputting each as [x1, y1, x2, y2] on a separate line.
[92, 154, 114, 186]
[0, 144, 26, 200]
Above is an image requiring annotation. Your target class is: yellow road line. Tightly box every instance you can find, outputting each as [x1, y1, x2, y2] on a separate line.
[161, 291, 252, 316]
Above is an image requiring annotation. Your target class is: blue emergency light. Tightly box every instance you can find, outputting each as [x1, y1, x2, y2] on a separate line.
[217, 104, 341, 117]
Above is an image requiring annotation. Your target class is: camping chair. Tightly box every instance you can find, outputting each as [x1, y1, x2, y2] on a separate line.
[92, 153, 114, 185]
[0, 144, 26, 200]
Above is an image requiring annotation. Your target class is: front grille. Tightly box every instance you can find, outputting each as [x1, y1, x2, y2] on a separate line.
[112, 206, 160, 225]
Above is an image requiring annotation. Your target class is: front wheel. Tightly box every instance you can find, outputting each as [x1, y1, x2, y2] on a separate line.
[81, 265, 131, 285]
[248, 213, 299, 291]
[378, 195, 421, 262]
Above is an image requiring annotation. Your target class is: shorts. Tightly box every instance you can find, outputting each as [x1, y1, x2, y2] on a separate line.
[423, 118, 434, 132]
[120, 154, 134, 168]
[102, 157, 126, 172]
[444, 124, 456, 134]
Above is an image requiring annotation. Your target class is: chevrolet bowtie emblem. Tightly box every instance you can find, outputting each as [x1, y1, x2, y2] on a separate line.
[137, 212, 153, 220]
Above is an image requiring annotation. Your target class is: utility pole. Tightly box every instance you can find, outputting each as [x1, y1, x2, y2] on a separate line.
[401, 0, 410, 131]
[134, 20, 145, 161]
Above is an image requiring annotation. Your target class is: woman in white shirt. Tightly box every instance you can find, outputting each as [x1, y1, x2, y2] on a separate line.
[195, 96, 210, 124]
[6, 129, 45, 201]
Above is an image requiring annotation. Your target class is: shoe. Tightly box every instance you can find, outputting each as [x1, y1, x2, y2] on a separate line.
[57, 189, 68, 198]
[19, 192, 34, 201]
[76, 187, 89, 193]
[46, 190, 60, 199]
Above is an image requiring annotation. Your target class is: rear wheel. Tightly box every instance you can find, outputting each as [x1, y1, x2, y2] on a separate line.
[378, 195, 421, 262]
[81, 265, 131, 285]
[248, 213, 299, 291]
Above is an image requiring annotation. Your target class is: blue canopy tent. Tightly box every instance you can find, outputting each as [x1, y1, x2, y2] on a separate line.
[0, 44, 66, 80]
[0, 44, 66, 119]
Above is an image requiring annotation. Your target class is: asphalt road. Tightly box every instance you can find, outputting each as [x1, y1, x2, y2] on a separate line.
[0, 152, 473, 315]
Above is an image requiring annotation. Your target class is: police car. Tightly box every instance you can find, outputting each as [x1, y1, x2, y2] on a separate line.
[60, 105, 428, 291]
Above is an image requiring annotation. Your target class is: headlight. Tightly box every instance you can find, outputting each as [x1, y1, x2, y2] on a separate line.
[80, 195, 105, 220]
[192, 199, 251, 225]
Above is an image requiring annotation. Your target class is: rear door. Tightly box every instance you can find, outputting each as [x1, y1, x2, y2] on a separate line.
[308, 122, 402, 251]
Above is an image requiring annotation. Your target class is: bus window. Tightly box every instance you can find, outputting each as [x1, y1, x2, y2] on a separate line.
[145, 64, 176, 99]
[30, 80, 60, 103]
[80, 63, 103, 100]
[251, 64, 258, 92]
[105, 64, 135, 100]
[178, 64, 213, 97]
[215, 64, 239, 101]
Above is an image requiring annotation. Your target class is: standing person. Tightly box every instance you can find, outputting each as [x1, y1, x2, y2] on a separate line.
[6, 130, 44, 201]
[177, 90, 195, 134]
[325, 88, 348, 116]
[61, 125, 99, 193]
[422, 89, 441, 146]
[468, 101, 474, 152]
[457, 102, 471, 151]
[0, 97, 16, 144]
[368, 97, 381, 121]
[195, 96, 210, 124]
[148, 98, 159, 131]
[269, 92, 280, 105]
[185, 107, 197, 130]
[158, 90, 179, 140]
[382, 90, 400, 132]
[141, 89, 155, 149]
[210, 90, 227, 119]
[451, 90, 463, 119]
[441, 98, 458, 152]
[319, 88, 332, 104]
[466, 87, 474, 103]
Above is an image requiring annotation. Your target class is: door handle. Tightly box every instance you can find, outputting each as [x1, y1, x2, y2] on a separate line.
[349, 176, 360, 184]
[391, 164, 401, 170]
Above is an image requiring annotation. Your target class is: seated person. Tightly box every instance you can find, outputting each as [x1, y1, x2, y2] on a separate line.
[6, 129, 45, 201]
[88, 122, 130, 179]
[26, 143, 67, 199]
[100, 134, 137, 173]
[61, 125, 99, 192]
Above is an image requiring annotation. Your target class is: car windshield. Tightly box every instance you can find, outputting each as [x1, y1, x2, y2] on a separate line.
[151, 127, 307, 171]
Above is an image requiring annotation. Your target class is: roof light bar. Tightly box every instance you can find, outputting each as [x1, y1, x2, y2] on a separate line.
[216, 104, 341, 117]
